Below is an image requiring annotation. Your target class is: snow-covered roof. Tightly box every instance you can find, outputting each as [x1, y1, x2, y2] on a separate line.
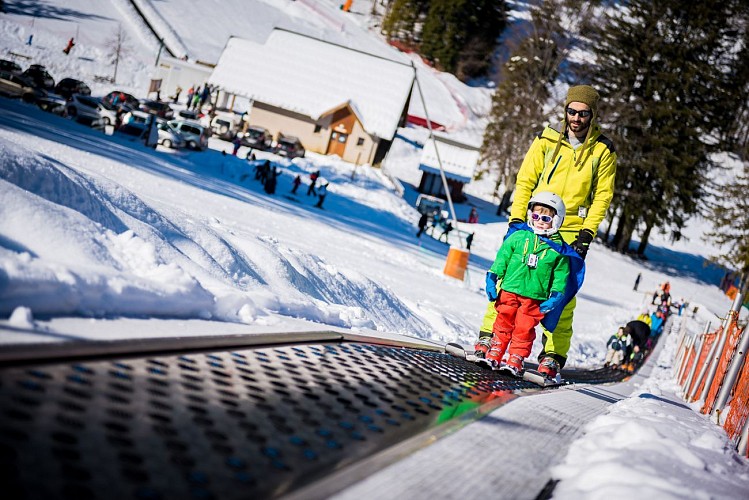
[208, 29, 415, 140]
[418, 135, 479, 184]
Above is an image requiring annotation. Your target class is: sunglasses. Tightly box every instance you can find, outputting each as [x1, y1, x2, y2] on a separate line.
[531, 213, 554, 223]
[566, 107, 592, 118]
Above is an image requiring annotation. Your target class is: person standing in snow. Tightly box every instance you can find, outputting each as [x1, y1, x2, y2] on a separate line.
[315, 181, 329, 208]
[231, 134, 242, 156]
[186, 86, 195, 109]
[307, 170, 319, 196]
[481, 192, 579, 376]
[416, 212, 429, 238]
[438, 221, 453, 243]
[465, 232, 474, 251]
[291, 174, 302, 194]
[173, 86, 182, 104]
[63, 37, 75, 55]
[474, 85, 617, 380]
[468, 207, 479, 224]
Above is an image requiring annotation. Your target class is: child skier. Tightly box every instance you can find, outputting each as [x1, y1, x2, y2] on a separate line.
[481, 192, 582, 376]
[604, 326, 629, 368]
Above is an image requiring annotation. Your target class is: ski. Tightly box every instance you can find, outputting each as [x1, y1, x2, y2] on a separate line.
[522, 369, 564, 387]
[445, 342, 482, 363]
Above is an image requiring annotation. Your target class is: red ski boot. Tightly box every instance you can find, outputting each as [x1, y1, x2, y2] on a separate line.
[484, 338, 507, 369]
[537, 357, 560, 379]
[500, 353, 524, 377]
[473, 337, 491, 359]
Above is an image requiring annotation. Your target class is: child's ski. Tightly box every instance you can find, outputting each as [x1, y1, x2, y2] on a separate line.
[522, 369, 564, 387]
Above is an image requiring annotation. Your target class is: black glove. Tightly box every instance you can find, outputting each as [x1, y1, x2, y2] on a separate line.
[571, 229, 594, 259]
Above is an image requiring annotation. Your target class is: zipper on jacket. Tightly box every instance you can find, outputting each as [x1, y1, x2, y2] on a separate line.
[546, 155, 562, 183]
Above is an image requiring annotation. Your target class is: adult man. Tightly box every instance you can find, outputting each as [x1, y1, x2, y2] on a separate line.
[476, 84, 617, 379]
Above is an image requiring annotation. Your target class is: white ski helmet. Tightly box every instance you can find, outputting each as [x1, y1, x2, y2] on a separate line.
[527, 191, 566, 236]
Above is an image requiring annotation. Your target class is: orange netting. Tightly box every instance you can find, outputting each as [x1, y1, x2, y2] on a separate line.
[723, 344, 749, 451]
[702, 324, 743, 414]
[686, 333, 717, 399]
[679, 346, 697, 386]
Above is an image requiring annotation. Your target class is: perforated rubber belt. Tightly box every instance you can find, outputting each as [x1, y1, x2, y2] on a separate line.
[0, 340, 627, 499]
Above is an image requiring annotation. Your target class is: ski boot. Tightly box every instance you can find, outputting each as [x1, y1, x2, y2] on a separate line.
[483, 338, 507, 370]
[473, 336, 491, 359]
[537, 357, 560, 379]
[499, 353, 524, 377]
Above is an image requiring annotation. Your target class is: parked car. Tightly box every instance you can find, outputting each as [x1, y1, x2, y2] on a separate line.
[36, 89, 67, 114]
[167, 119, 209, 150]
[156, 120, 186, 149]
[0, 71, 38, 102]
[21, 64, 55, 90]
[54, 78, 91, 100]
[103, 90, 140, 112]
[210, 114, 240, 141]
[66, 94, 118, 126]
[0, 59, 23, 76]
[273, 134, 306, 158]
[139, 99, 174, 119]
[240, 125, 272, 150]
[178, 108, 201, 120]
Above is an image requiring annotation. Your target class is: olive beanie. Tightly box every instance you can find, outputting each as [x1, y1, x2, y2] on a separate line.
[551, 84, 601, 166]
[566, 85, 600, 115]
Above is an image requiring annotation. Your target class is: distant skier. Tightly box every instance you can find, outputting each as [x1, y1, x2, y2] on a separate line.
[63, 37, 75, 55]
[416, 212, 429, 238]
[480, 192, 581, 377]
[291, 174, 302, 194]
[307, 170, 319, 196]
[465, 232, 474, 251]
[468, 207, 479, 224]
[438, 221, 453, 243]
[633, 272, 642, 291]
[315, 181, 329, 208]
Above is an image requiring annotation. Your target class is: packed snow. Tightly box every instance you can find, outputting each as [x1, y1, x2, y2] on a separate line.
[1, 0, 748, 498]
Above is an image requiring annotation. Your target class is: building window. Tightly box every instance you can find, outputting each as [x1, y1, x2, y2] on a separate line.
[313, 124, 322, 133]
[356, 137, 365, 146]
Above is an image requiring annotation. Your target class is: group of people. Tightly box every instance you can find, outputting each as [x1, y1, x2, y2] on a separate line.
[250, 159, 281, 194]
[470, 84, 617, 379]
[416, 210, 474, 250]
[605, 302, 671, 372]
[183, 84, 213, 112]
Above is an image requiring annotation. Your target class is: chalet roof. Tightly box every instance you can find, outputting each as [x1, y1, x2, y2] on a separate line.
[418, 135, 479, 184]
[208, 29, 414, 140]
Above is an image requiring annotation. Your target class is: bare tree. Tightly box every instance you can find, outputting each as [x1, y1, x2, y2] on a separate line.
[105, 23, 129, 83]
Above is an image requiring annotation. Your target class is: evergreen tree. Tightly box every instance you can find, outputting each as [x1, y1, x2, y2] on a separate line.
[587, 0, 747, 254]
[706, 160, 749, 275]
[480, 0, 570, 212]
[420, 0, 506, 80]
[381, 0, 430, 48]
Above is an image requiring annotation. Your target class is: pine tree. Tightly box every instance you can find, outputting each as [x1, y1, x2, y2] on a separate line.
[420, 0, 506, 79]
[480, 0, 570, 212]
[381, 0, 430, 48]
[706, 160, 749, 274]
[587, 0, 747, 254]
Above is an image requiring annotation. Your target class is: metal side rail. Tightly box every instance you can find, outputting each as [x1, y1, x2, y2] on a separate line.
[0, 333, 630, 500]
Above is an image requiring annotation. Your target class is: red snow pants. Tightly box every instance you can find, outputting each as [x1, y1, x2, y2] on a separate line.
[492, 290, 544, 358]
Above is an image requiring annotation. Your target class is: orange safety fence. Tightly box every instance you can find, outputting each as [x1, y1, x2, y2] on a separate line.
[702, 324, 743, 414]
[686, 333, 717, 399]
[684, 329, 720, 394]
[678, 345, 697, 386]
[723, 345, 749, 453]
